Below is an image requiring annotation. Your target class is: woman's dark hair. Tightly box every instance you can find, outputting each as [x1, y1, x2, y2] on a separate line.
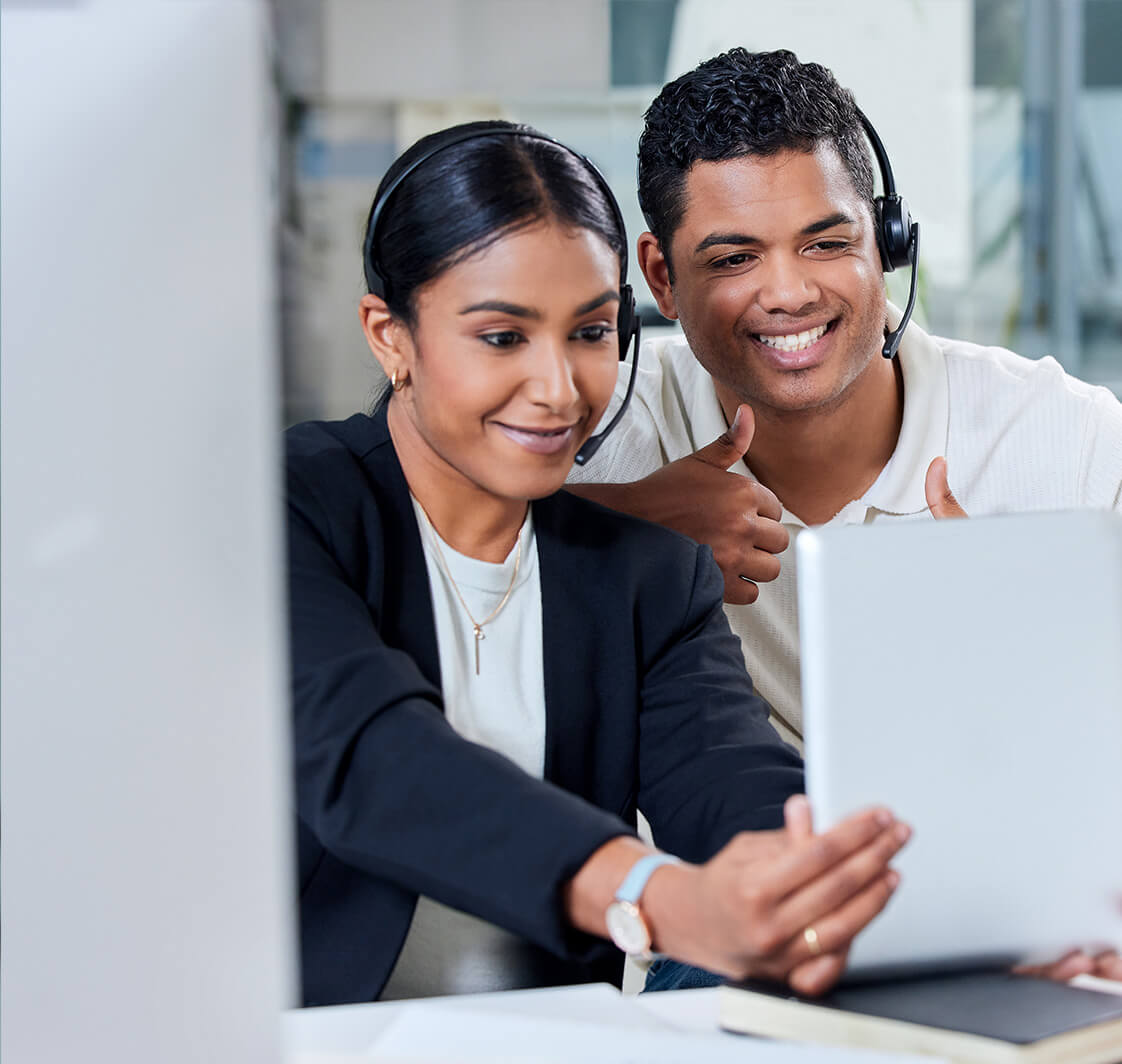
[363, 120, 626, 325]
[637, 48, 875, 271]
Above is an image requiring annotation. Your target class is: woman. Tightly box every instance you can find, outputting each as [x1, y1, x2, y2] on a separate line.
[287, 120, 909, 1006]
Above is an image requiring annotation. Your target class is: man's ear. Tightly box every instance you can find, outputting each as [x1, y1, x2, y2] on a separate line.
[358, 293, 413, 381]
[636, 232, 678, 321]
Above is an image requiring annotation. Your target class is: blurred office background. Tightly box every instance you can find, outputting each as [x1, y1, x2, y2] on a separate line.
[272, 0, 1122, 425]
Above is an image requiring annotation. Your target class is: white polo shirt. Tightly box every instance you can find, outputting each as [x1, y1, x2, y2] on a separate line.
[568, 313, 1122, 749]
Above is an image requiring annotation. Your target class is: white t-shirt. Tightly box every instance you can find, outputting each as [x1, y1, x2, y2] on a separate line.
[382, 502, 547, 1000]
[411, 498, 545, 776]
[568, 314, 1122, 749]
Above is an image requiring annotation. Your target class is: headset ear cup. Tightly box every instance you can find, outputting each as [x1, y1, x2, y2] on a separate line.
[617, 283, 638, 360]
[873, 197, 890, 272]
[876, 194, 913, 272]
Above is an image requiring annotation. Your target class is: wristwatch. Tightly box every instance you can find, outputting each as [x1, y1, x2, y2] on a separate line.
[605, 853, 680, 959]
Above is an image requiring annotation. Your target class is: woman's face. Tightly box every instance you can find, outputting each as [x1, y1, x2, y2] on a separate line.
[388, 220, 622, 502]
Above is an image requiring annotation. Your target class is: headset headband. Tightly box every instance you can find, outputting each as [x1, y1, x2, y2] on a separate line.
[857, 110, 897, 200]
[362, 126, 630, 301]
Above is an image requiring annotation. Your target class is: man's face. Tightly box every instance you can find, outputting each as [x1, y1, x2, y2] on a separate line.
[643, 146, 888, 419]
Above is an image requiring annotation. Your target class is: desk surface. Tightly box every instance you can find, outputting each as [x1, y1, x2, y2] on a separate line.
[283, 983, 933, 1062]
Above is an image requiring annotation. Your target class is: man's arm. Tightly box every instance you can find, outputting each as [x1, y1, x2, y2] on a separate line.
[569, 405, 789, 604]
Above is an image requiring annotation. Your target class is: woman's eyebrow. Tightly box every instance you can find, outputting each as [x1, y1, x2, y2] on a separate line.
[459, 291, 620, 318]
[460, 300, 540, 318]
[575, 291, 620, 315]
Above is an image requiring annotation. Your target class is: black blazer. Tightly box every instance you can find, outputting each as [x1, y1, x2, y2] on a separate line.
[287, 407, 803, 1006]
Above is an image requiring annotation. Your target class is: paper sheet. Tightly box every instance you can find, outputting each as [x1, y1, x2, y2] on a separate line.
[368, 1002, 939, 1062]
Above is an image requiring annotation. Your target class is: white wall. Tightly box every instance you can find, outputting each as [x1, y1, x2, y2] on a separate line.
[323, 0, 611, 101]
[1, 3, 295, 1061]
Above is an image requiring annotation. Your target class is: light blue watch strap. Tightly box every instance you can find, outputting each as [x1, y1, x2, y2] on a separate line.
[614, 853, 680, 904]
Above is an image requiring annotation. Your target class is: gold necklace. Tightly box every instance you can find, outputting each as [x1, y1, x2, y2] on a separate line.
[414, 501, 524, 676]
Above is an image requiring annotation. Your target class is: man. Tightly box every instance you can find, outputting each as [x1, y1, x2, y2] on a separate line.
[569, 47, 1122, 749]
[569, 44, 1122, 992]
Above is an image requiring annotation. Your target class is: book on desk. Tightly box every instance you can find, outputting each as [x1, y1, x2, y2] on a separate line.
[720, 970, 1122, 1064]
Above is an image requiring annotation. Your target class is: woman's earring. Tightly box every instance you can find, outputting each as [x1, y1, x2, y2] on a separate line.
[391, 368, 407, 392]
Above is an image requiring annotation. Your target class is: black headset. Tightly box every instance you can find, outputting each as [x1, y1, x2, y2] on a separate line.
[857, 111, 921, 360]
[362, 125, 641, 467]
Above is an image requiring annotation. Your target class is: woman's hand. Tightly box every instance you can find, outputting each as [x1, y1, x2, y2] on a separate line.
[641, 796, 909, 995]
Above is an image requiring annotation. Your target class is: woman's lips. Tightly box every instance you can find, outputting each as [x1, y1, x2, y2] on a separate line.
[494, 423, 578, 455]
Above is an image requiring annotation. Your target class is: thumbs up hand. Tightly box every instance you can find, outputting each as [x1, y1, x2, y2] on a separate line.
[924, 457, 968, 520]
[692, 401, 759, 475]
[606, 404, 789, 604]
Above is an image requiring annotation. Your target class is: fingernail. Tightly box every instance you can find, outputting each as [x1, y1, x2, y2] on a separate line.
[730, 406, 742, 433]
[895, 823, 911, 843]
[875, 809, 893, 827]
[886, 870, 901, 889]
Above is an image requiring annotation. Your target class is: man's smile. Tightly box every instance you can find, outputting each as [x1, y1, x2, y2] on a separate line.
[755, 321, 830, 352]
[747, 319, 838, 370]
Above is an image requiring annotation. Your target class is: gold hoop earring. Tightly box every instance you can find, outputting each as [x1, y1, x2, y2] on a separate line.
[391, 368, 407, 392]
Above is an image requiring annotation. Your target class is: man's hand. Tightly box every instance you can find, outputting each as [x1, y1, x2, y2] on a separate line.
[1013, 900, 1122, 983]
[1093, 951, 1122, 981]
[643, 797, 910, 996]
[1015, 948, 1122, 983]
[571, 404, 789, 604]
[925, 457, 968, 519]
[669, 404, 790, 603]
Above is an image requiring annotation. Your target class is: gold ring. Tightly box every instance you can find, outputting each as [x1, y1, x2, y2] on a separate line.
[803, 925, 822, 956]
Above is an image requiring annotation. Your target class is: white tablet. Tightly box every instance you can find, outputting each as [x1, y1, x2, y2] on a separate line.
[797, 510, 1122, 976]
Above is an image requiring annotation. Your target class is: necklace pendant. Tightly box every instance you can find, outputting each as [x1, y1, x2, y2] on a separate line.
[412, 497, 522, 682]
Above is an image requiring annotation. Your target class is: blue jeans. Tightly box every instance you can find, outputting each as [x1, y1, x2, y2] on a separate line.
[642, 958, 723, 992]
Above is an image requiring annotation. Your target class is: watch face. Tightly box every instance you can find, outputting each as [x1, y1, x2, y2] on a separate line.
[606, 900, 651, 956]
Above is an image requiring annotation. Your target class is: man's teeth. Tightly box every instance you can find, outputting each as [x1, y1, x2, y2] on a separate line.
[757, 324, 828, 352]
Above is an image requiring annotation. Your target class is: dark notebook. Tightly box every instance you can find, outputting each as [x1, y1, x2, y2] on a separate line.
[721, 970, 1122, 1063]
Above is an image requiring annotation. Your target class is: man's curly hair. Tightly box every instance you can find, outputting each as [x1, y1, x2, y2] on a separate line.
[638, 48, 875, 266]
